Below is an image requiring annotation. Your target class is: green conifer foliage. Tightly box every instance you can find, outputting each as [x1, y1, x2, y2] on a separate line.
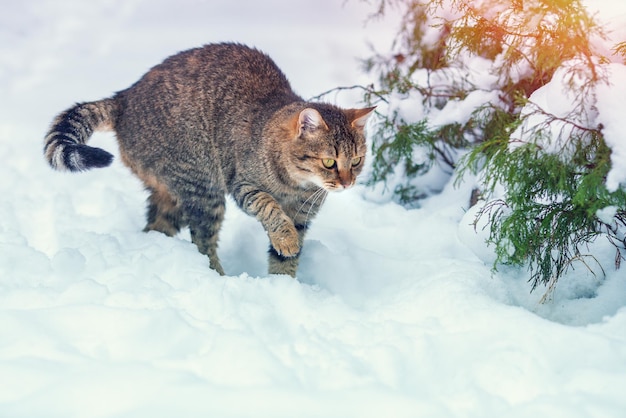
[363, 0, 626, 291]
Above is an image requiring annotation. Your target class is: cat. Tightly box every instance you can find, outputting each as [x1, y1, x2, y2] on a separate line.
[44, 42, 375, 277]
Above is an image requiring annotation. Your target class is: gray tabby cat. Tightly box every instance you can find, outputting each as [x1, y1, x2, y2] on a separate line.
[44, 43, 374, 277]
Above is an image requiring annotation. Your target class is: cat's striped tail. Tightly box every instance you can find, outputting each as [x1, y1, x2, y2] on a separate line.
[44, 99, 118, 172]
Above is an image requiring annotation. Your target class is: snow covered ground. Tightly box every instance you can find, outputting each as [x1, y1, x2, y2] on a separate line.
[1, 0, 626, 417]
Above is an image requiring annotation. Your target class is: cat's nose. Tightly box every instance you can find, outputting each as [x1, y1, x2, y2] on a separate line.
[339, 178, 352, 189]
[338, 171, 352, 189]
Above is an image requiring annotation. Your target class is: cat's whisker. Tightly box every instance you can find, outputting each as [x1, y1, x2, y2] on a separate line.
[295, 187, 323, 219]
[304, 188, 327, 226]
[299, 187, 327, 214]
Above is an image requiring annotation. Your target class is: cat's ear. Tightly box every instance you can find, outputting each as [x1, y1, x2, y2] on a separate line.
[297, 108, 329, 136]
[345, 106, 376, 132]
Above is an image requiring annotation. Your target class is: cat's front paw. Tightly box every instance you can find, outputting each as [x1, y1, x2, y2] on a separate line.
[269, 221, 300, 257]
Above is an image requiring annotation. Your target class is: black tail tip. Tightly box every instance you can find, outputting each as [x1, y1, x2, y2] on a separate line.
[65, 144, 114, 172]
[80, 145, 114, 168]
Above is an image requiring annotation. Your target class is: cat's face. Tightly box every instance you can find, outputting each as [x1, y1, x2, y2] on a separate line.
[286, 106, 375, 191]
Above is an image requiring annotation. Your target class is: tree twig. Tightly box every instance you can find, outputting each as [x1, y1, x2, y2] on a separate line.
[309, 85, 389, 104]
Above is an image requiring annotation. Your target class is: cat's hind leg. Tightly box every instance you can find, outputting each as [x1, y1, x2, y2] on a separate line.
[144, 185, 184, 237]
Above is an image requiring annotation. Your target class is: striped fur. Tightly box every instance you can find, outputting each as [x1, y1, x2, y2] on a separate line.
[44, 43, 374, 277]
[44, 99, 118, 171]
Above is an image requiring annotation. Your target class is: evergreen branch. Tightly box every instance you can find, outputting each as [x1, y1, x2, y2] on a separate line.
[360, 0, 624, 294]
[309, 84, 389, 104]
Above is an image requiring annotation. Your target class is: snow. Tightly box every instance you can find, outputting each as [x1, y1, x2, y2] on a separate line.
[429, 89, 503, 128]
[509, 61, 593, 152]
[596, 63, 626, 191]
[508, 61, 626, 191]
[2, 0, 626, 417]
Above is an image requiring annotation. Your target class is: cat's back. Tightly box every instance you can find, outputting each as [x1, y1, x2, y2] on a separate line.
[122, 43, 299, 108]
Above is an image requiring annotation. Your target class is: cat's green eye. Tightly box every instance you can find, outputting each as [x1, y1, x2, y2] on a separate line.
[322, 158, 336, 169]
[351, 157, 362, 167]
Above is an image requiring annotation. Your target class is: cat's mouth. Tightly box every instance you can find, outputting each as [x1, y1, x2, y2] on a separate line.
[302, 175, 354, 192]
[324, 182, 354, 192]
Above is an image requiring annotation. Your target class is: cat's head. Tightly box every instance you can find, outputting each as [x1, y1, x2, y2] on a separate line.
[281, 104, 375, 191]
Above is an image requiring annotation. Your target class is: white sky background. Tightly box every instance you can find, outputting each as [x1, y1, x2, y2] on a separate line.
[0, 0, 400, 132]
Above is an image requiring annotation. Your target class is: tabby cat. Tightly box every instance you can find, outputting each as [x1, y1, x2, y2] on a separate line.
[44, 43, 374, 277]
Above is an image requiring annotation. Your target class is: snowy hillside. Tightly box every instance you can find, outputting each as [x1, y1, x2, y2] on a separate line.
[1, 0, 626, 417]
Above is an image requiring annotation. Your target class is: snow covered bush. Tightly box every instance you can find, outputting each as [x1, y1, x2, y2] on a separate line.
[361, 0, 626, 290]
